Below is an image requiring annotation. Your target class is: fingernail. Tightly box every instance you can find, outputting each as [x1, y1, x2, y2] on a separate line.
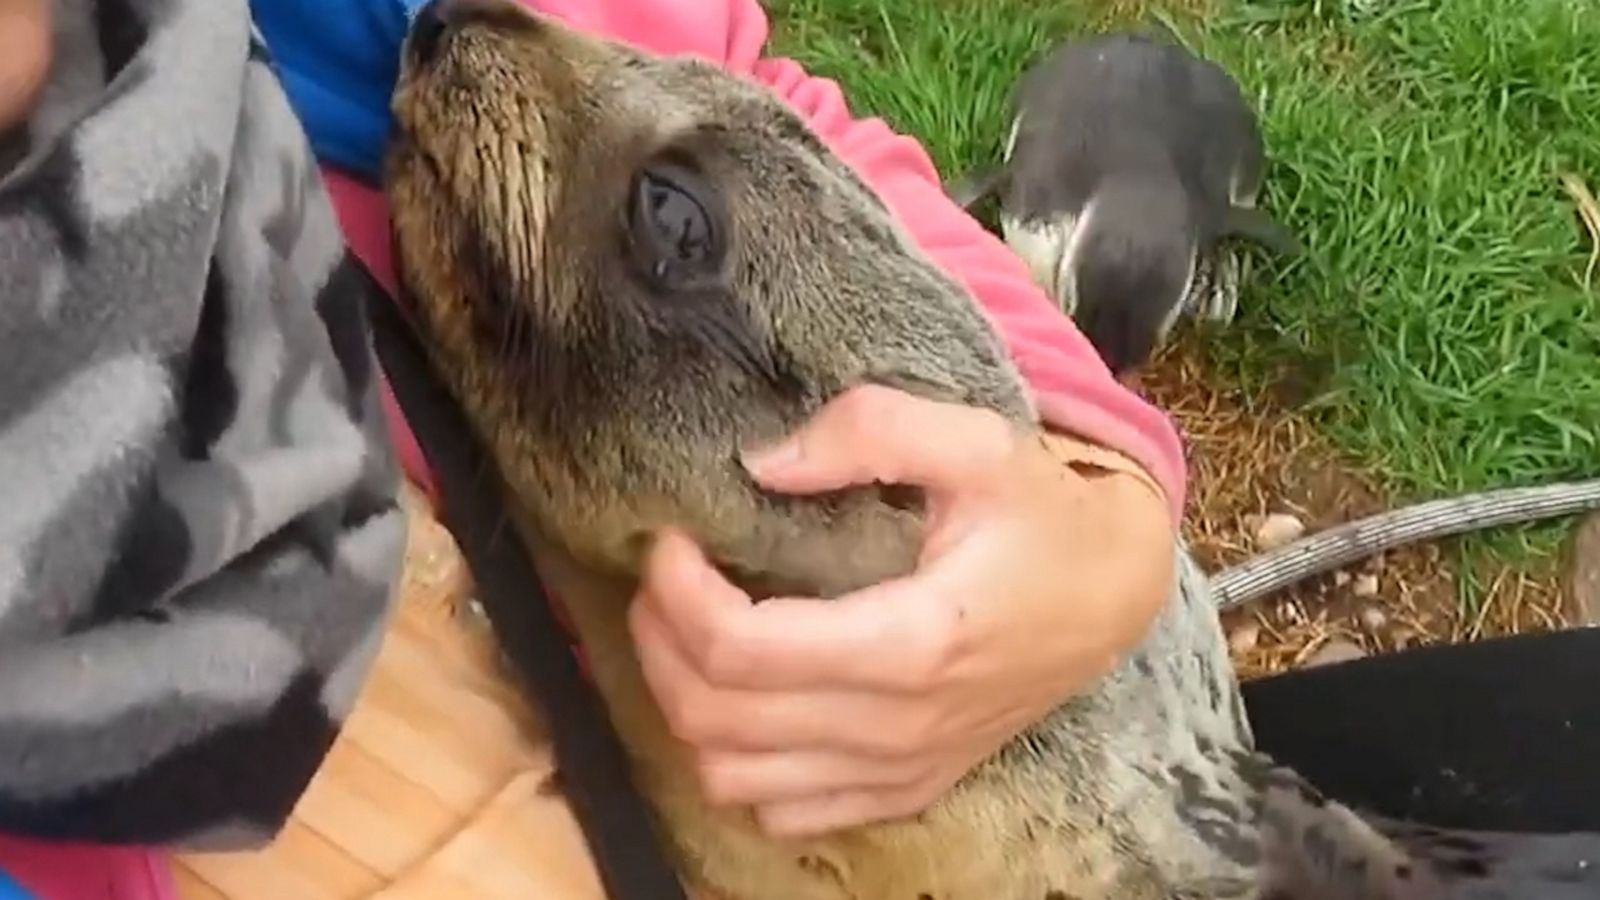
[741, 439, 800, 476]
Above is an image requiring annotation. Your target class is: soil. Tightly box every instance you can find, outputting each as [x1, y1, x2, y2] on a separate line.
[1126, 338, 1575, 681]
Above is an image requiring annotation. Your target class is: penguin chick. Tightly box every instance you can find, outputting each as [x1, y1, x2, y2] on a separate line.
[951, 30, 1299, 375]
[1048, 171, 1196, 375]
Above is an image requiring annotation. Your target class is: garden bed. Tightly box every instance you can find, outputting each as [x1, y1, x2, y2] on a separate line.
[1132, 339, 1575, 680]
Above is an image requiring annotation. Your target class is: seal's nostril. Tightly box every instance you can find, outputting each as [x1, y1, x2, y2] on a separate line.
[406, 1, 450, 66]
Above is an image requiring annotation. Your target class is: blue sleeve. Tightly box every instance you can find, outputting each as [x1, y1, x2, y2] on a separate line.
[249, 0, 433, 181]
[0, 870, 36, 900]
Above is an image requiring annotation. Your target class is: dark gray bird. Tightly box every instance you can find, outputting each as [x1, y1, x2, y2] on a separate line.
[950, 30, 1300, 375]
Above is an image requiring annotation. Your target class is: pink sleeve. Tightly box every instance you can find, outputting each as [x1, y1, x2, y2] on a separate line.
[330, 0, 1188, 521]
[685, 0, 1185, 518]
[741, 57, 1187, 518]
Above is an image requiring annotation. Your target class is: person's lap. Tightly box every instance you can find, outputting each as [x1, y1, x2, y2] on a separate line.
[1243, 623, 1600, 833]
[0, 835, 174, 900]
[5, 531, 1592, 895]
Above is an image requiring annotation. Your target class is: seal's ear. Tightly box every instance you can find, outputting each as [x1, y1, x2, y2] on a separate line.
[623, 149, 730, 293]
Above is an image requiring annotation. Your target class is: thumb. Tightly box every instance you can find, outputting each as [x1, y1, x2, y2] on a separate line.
[741, 384, 1014, 496]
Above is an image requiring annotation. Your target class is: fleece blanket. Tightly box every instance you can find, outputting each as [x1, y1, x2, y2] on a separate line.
[0, 0, 405, 850]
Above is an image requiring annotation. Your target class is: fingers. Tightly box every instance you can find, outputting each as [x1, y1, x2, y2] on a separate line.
[633, 522, 960, 688]
[634, 528, 760, 670]
[742, 384, 1015, 496]
[696, 747, 935, 808]
[0, 0, 52, 133]
[632, 597, 951, 756]
[634, 531, 968, 694]
[754, 770, 958, 838]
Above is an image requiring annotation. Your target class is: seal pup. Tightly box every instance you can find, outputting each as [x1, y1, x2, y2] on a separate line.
[385, 2, 1600, 898]
[951, 31, 1300, 375]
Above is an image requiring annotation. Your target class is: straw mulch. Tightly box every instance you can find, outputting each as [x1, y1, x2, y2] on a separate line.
[1127, 338, 1576, 681]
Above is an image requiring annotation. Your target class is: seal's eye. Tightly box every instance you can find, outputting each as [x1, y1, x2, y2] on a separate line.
[625, 159, 726, 291]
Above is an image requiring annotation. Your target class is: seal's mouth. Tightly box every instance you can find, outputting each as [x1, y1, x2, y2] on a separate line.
[386, 0, 585, 327]
[388, 0, 607, 196]
[396, 0, 617, 96]
[400, 0, 547, 77]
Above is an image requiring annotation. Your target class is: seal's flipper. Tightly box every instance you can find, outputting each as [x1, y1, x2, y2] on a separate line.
[1368, 816, 1600, 899]
[1223, 205, 1303, 257]
[1256, 763, 1600, 900]
[946, 165, 1006, 212]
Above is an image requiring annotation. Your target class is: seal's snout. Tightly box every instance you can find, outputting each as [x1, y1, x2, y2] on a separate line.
[404, 0, 541, 68]
[405, 2, 450, 67]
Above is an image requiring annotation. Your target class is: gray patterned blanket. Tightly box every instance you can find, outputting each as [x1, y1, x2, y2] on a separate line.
[0, 0, 404, 849]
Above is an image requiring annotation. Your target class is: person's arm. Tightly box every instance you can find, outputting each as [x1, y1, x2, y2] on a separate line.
[726, 10, 1186, 521]
[507, 0, 1187, 520]
[266, 0, 1186, 520]
[0, 15, 405, 847]
[747, 68, 1187, 516]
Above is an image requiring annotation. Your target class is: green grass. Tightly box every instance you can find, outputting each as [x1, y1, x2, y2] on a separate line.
[767, 0, 1600, 601]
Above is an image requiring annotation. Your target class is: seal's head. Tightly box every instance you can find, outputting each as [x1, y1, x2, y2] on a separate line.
[386, 0, 1033, 597]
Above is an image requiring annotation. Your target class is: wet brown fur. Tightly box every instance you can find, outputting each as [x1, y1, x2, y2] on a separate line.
[383, 3, 1261, 898]
[380, 3, 1476, 899]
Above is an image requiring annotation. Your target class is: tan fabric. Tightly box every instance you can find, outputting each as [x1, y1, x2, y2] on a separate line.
[174, 487, 610, 900]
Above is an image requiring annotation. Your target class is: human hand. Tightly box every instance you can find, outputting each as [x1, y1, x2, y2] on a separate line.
[628, 384, 1175, 838]
[0, 0, 50, 133]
